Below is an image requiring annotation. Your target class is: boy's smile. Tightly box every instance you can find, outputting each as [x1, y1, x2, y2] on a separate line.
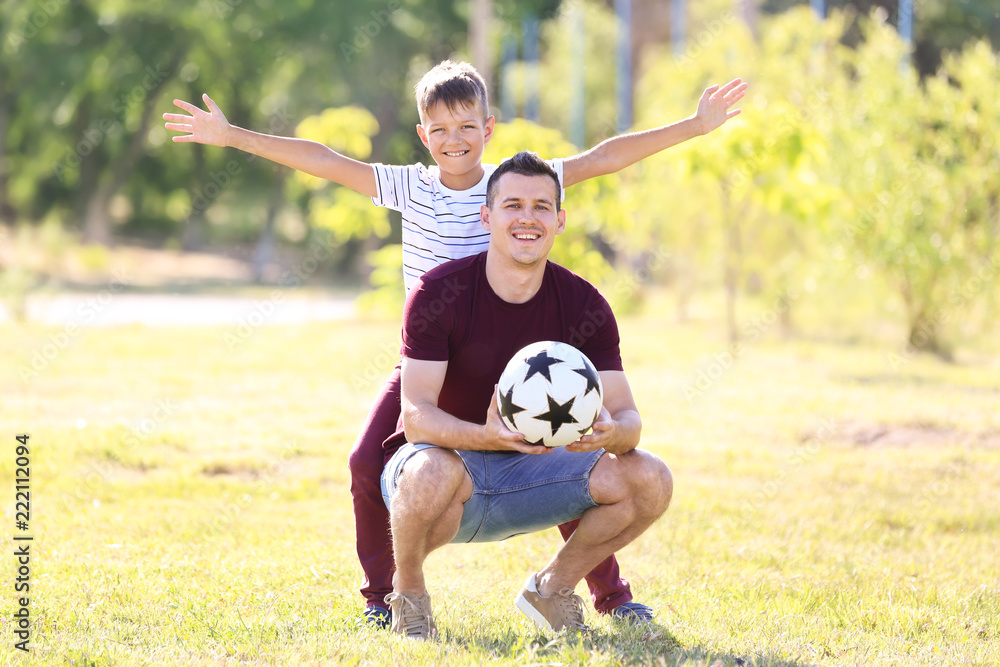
[417, 101, 495, 190]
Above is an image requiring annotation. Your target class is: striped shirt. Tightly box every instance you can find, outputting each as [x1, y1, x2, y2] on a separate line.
[370, 160, 565, 291]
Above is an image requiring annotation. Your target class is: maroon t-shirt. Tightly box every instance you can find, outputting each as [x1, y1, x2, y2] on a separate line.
[384, 252, 622, 456]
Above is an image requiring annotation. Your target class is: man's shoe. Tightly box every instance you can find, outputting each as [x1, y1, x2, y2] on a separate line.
[610, 601, 655, 624]
[385, 591, 438, 640]
[359, 605, 391, 629]
[514, 573, 590, 633]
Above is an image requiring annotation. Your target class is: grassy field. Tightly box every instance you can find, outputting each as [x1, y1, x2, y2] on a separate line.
[2, 292, 999, 666]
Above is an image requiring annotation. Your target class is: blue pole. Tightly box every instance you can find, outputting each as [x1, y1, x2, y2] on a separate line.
[615, 0, 632, 133]
[898, 0, 913, 45]
[522, 13, 540, 123]
[500, 31, 517, 121]
[569, 7, 586, 148]
[671, 0, 686, 58]
[810, 0, 825, 19]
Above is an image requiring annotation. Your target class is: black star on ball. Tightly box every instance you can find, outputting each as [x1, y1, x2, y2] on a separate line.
[523, 350, 560, 383]
[571, 364, 601, 396]
[536, 394, 579, 436]
[523, 436, 547, 447]
[498, 385, 526, 422]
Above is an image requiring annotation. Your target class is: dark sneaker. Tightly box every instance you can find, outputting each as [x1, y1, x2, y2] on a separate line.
[359, 605, 391, 629]
[610, 601, 655, 623]
[514, 573, 589, 633]
[385, 591, 438, 640]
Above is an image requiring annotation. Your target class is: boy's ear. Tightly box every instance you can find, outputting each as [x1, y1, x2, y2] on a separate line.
[483, 115, 495, 145]
[416, 123, 430, 149]
[480, 204, 491, 230]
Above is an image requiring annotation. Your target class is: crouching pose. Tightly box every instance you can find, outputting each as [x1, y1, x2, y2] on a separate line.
[380, 152, 673, 639]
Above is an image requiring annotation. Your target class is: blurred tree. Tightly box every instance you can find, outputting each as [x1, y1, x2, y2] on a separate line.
[831, 11, 999, 357]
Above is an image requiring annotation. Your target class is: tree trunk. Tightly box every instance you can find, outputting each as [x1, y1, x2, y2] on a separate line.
[724, 211, 742, 343]
[0, 83, 13, 224]
[81, 50, 187, 245]
[907, 309, 952, 361]
[181, 143, 207, 251]
[675, 252, 692, 324]
[252, 172, 287, 284]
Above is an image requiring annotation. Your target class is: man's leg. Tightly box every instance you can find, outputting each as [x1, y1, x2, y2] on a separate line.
[389, 447, 472, 595]
[347, 366, 401, 621]
[534, 450, 673, 599]
[385, 446, 473, 639]
[557, 520, 634, 613]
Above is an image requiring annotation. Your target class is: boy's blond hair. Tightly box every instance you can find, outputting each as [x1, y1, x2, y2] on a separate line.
[414, 60, 490, 122]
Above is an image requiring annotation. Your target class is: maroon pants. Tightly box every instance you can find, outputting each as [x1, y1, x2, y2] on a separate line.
[347, 365, 633, 613]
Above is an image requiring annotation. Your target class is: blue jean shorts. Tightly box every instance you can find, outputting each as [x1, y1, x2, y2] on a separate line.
[381, 444, 604, 543]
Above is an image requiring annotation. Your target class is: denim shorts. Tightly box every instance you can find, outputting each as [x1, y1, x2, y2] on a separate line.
[381, 443, 604, 543]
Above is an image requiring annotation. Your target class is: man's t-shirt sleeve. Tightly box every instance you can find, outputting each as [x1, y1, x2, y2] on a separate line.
[574, 290, 623, 373]
[400, 275, 452, 362]
[370, 163, 414, 212]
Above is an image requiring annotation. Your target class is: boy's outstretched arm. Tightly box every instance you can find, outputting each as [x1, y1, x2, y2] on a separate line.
[562, 78, 747, 187]
[163, 94, 377, 197]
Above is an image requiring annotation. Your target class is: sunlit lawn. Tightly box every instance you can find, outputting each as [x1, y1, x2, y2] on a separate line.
[2, 290, 999, 666]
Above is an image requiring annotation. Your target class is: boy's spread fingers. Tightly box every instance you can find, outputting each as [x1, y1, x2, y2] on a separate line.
[172, 98, 199, 113]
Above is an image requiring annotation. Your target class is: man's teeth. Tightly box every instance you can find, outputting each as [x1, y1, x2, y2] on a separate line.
[515, 233, 539, 240]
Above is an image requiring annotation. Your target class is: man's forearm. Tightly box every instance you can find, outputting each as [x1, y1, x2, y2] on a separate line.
[607, 409, 643, 455]
[403, 402, 491, 451]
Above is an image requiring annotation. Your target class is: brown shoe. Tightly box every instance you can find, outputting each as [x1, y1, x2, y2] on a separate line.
[514, 573, 589, 633]
[385, 591, 438, 640]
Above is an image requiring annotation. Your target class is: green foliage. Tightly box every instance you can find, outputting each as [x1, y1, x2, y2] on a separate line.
[355, 243, 406, 318]
[294, 106, 391, 242]
[828, 11, 1000, 355]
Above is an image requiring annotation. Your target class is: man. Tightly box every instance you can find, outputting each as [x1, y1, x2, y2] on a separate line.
[379, 151, 674, 639]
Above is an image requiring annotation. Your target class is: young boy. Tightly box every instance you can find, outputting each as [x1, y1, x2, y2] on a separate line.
[163, 60, 746, 628]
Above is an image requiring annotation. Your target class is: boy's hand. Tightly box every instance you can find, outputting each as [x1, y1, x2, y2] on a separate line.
[163, 94, 232, 147]
[694, 78, 748, 135]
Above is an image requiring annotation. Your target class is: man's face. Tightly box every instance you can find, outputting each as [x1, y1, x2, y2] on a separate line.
[416, 101, 494, 181]
[481, 172, 566, 268]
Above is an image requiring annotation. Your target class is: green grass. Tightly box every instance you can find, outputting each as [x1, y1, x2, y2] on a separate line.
[2, 294, 999, 666]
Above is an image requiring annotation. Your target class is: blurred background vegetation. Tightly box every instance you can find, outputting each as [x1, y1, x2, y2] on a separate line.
[1, 0, 998, 356]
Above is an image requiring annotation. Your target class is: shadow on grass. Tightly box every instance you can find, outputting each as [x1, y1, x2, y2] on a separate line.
[445, 623, 817, 666]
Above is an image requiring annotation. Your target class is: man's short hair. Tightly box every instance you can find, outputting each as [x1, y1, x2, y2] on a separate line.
[486, 151, 561, 212]
[415, 60, 490, 123]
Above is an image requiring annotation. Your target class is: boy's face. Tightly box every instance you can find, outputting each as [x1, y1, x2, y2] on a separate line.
[481, 172, 565, 269]
[417, 101, 495, 184]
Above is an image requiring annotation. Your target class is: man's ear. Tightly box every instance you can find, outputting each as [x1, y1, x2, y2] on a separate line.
[416, 123, 430, 149]
[480, 204, 491, 231]
[556, 209, 566, 235]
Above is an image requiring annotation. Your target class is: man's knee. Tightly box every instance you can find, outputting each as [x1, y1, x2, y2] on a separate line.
[591, 449, 673, 512]
[396, 448, 469, 504]
[637, 454, 673, 515]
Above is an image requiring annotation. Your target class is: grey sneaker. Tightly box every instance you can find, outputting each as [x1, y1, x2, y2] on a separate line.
[385, 591, 438, 640]
[610, 601, 655, 624]
[514, 573, 590, 633]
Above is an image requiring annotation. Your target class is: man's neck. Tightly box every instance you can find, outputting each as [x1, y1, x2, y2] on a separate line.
[484, 251, 546, 305]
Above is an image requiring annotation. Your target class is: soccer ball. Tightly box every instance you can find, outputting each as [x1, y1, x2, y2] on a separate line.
[496, 341, 604, 448]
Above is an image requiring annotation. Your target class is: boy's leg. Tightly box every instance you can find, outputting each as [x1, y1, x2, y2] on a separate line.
[557, 520, 633, 613]
[347, 365, 402, 612]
